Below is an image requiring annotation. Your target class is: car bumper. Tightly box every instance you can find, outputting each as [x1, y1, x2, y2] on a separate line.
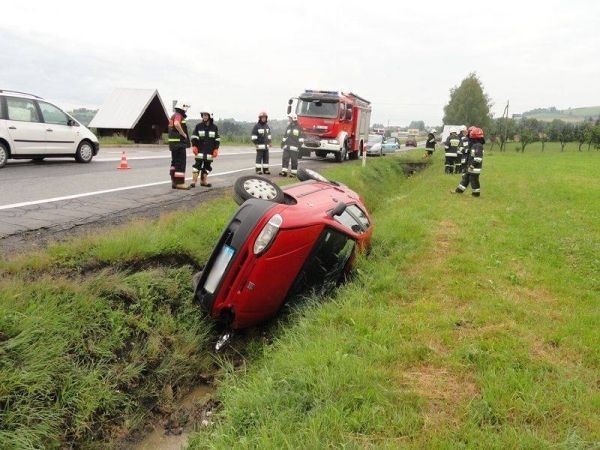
[302, 139, 341, 152]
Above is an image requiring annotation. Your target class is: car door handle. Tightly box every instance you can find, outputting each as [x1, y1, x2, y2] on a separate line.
[9, 126, 16, 130]
[47, 129, 53, 132]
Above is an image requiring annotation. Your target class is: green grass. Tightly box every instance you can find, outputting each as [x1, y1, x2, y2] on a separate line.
[188, 143, 599, 448]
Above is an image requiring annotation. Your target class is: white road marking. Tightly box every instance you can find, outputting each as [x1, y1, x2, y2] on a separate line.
[96, 150, 283, 162]
[0, 165, 281, 211]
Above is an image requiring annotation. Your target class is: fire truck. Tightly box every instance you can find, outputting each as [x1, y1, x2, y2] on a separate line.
[286, 90, 371, 162]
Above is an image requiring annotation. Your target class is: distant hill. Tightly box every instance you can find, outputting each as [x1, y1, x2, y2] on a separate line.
[522, 106, 600, 123]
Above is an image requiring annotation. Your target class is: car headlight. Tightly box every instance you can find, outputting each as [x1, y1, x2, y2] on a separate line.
[328, 139, 339, 144]
[253, 214, 283, 255]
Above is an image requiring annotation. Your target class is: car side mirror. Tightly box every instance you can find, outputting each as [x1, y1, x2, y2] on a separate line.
[345, 108, 352, 121]
[329, 202, 347, 217]
[67, 118, 76, 126]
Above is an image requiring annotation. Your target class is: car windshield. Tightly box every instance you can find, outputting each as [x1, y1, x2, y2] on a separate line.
[368, 135, 383, 143]
[384, 138, 395, 144]
[296, 99, 339, 118]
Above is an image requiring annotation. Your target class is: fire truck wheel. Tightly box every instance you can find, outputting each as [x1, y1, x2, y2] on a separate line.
[296, 168, 330, 183]
[233, 175, 285, 205]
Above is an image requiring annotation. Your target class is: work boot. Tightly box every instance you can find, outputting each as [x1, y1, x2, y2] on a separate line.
[255, 167, 262, 174]
[200, 173, 212, 187]
[173, 183, 191, 190]
[279, 171, 287, 177]
[263, 168, 271, 175]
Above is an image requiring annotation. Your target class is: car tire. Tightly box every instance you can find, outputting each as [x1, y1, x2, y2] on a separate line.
[233, 175, 285, 205]
[0, 142, 8, 169]
[315, 150, 327, 158]
[296, 168, 330, 183]
[75, 140, 94, 163]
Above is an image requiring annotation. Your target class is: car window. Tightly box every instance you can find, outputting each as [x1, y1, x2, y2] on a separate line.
[6, 97, 41, 122]
[290, 228, 355, 296]
[39, 101, 69, 125]
[347, 204, 370, 229]
[334, 210, 364, 234]
[0, 96, 5, 119]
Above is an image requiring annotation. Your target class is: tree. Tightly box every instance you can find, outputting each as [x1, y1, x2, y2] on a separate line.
[574, 122, 592, 151]
[443, 72, 492, 130]
[494, 117, 516, 151]
[408, 120, 425, 131]
[516, 118, 539, 152]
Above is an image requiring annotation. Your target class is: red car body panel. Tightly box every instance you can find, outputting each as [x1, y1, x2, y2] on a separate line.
[195, 180, 373, 329]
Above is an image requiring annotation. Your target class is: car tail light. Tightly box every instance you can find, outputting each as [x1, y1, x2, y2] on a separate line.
[253, 214, 283, 255]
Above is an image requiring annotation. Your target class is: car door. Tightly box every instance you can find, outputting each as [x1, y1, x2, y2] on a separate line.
[5, 97, 47, 155]
[37, 101, 78, 154]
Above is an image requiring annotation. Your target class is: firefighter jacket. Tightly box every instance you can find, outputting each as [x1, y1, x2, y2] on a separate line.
[425, 135, 436, 149]
[281, 121, 304, 150]
[459, 135, 470, 156]
[467, 143, 484, 174]
[191, 120, 220, 159]
[251, 122, 272, 150]
[444, 134, 460, 157]
[168, 111, 189, 147]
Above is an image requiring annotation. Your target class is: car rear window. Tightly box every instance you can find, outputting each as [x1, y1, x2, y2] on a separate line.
[6, 97, 41, 122]
[347, 205, 370, 228]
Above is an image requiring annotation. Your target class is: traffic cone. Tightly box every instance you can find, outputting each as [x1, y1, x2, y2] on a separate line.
[117, 151, 131, 170]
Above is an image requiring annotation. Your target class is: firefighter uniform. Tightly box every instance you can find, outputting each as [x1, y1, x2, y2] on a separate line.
[455, 142, 484, 196]
[458, 132, 470, 174]
[424, 133, 436, 157]
[191, 119, 220, 187]
[251, 119, 272, 174]
[444, 132, 460, 174]
[280, 118, 304, 177]
[168, 110, 190, 188]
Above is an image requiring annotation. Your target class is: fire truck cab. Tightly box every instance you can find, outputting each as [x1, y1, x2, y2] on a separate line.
[287, 90, 371, 162]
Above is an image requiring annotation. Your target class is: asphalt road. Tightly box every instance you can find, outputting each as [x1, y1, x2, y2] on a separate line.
[0, 145, 377, 239]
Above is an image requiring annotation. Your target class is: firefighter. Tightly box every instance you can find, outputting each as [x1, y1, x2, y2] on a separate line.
[444, 131, 460, 174]
[251, 111, 272, 174]
[279, 113, 304, 177]
[457, 129, 470, 173]
[453, 127, 485, 196]
[168, 101, 191, 190]
[190, 107, 220, 188]
[424, 132, 436, 158]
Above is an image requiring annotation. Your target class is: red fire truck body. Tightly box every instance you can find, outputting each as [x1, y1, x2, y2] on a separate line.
[287, 90, 371, 162]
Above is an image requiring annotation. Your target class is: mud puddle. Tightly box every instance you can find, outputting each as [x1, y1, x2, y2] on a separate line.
[125, 384, 218, 450]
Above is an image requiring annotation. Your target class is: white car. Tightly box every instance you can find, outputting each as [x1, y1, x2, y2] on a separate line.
[365, 134, 384, 156]
[0, 90, 99, 168]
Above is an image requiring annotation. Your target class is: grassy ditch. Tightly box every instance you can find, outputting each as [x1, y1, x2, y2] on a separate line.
[188, 144, 599, 448]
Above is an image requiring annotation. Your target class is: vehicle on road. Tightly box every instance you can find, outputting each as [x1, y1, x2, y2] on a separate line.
[287, 90, 371, 162]
[0, 90, 99, 168]
[193, 168, 373, 330]
[405, 135, 418, 147]
[382, 137, 400, 153]
[365, 134, 384, 156]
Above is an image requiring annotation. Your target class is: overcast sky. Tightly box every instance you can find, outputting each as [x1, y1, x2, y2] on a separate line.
[1, 0, 599, 125]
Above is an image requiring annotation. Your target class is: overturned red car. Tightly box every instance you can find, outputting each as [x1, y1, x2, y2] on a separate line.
[193, 168, 373, 330]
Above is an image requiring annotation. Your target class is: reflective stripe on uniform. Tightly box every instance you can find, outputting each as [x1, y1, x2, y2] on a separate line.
[292, 129, 299, 136]
[209, 131, 216, 137]
[457, 184, 467, 191]
[257, 144, 266, 149]
[174, 172, 185, 177]
[473, 157, 483, 163]
[469, 168, 481, 173]
[472, 188, 481, 193]
[445, 153, 457, 157]
[191, 135, 199, 140]
[168, 138, 181, 142]
[258, 129, 265, 134]
[255, 164, 262, 168]
[267, 135, 272, 140]
[215, 137, 221, 141]
[197, 131, 206, 137]
[289, 146, 298, 151]
[251, 135, 258, 140]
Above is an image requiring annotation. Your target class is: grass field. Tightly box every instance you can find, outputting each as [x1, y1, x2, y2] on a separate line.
[1, 142, 598, 448]
[188, 142, 599, 448]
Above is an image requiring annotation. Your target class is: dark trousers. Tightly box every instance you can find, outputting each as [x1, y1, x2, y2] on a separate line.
[456, 172, 481, 196]
[193, 156, 213, 175]
[454, 154, 463, 173]
[444, 155, 455, 174]
[256, 149, 269, 166]
[170, 144, 187, 185]
[281, 147, 298, 172]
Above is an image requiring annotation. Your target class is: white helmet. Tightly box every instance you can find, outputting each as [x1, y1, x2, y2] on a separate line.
[288, 113, 298, 121]
[174, 100, 190, 112]
[199, 107, 213, 119]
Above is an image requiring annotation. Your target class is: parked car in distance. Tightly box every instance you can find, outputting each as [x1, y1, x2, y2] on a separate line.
[0, 89, 99, 168]
[405, 135, 417, 147]
[193, 168, 373, 332]
[382, 137, 400, 153]
[365, 133, 384, 156]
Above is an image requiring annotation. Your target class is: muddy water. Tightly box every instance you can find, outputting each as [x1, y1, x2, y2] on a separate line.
[130, 384, 214, 450]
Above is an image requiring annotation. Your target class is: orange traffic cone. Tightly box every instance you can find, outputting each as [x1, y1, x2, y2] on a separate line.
[117, 151, 131, 170]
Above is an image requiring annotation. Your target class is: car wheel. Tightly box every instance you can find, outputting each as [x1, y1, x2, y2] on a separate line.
[0, 142, 8, 169]
[75, 141, 94, 163]
[233, 175, 285, 205]
[296, 168, 330, 183]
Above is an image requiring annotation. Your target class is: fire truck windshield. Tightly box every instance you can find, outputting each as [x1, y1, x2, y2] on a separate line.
[296, 99, 339, 118]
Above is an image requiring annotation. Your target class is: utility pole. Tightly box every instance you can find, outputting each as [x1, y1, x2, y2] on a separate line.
[501, 100, 509, 152]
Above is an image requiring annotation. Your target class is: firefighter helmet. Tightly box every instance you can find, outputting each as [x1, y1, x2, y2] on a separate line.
[469, 127, 484, 139]
[288, 113, 298, 121]
[258, 111, 268, 119]
[199, 107, 213, 119]
[174, 101, 191, 112]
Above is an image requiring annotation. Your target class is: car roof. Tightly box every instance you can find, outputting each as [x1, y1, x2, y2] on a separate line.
[0, 90, 44, 100]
